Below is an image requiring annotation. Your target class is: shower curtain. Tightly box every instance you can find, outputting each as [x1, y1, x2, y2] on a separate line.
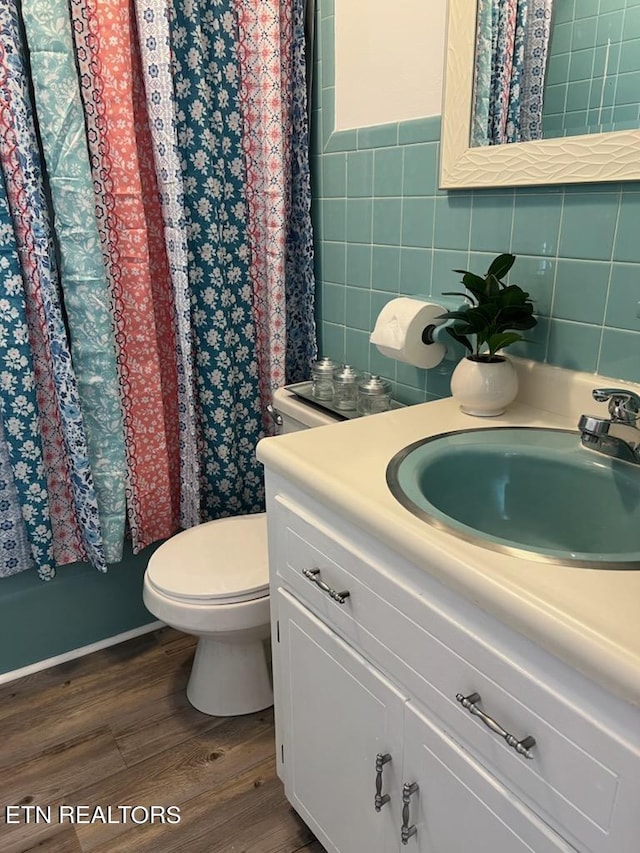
[0, 0, 317, 580]
[472, 0, 554, 145]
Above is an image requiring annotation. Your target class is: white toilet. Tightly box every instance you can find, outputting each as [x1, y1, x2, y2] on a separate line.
[143, 387, 340, 716]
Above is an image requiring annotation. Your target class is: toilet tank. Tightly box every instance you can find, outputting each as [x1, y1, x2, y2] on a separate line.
[271, 386, 343, 434]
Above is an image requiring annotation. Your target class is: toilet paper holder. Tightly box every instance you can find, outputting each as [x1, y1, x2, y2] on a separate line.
[370, 297, 466, 369]
[421, 319, 454, 347]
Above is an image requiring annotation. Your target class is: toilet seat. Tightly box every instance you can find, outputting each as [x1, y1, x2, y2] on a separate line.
[146, 513, 269, 605]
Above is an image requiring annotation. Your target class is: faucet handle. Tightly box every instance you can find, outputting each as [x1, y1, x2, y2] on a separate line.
[592, 388, 640, 423]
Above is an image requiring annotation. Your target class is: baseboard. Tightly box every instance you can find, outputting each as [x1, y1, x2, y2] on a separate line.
[0, 620, 165, 686]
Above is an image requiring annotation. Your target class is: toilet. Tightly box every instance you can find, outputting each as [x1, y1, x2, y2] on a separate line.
[143, 387, 340, 716]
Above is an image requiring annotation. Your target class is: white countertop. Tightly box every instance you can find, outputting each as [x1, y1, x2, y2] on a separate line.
[257, 381, 640, 709]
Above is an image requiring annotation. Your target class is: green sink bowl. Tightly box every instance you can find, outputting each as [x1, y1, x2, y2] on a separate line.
[387, 428, 640, 566]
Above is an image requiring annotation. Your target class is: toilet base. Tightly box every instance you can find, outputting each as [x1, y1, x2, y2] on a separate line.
[186, 635, 274, 716]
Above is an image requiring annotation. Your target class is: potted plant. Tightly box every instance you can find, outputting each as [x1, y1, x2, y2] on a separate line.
[438, 253, 537, 416]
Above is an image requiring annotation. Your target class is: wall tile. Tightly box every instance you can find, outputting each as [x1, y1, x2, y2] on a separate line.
[398, 116, 442, 144]
[396, 363, 427, 390]
[508, 317, 551, 362]
[320, 19, 335, 87]
[553, 259, 609, 323]
[470, 193, 514, 253]
[426, 362, 455, 398]
[402, 144, 438, 197]
[372, 199, 402, 245]
[322, 242, 346, 284]
[345, 328, 371, 370]
[605, 264, 640, 331]
[358, 123, 399, 149]
[346, 199, 372, 243]
[319, 321, 345, 362]
[321, 87, 336, 149]
[319, 0, 334, 18]
[625, 5, 640, 39]
[512, 194, 562, 256]
[559, 194, 618, 259]
[322, 199, 346, 242]
[347, 151, 374, 197]
[322, 153, 346, 197]
[511, 255, 555, 317]
[345, 287, 371, 330]
[402, 198, 435, 248]
[434, 195, 472, 250]
[325, 130, 357, 153]
[369, 340, 395, 379]
[547, 320, 601, 372]
[432, 250, 470, 298]
[346, 244, 372, 288]
[614, 193, 640, 262]
[374, 148, 404, 197]
[400, 248, 432, 296]
[395, 383, 428, 405]
[322, 281, 346, 324]
[599, 328, 640, 382]
[372, 246, 400, 291]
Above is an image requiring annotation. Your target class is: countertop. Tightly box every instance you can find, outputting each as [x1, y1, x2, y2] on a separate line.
[257, 394, 640, 708]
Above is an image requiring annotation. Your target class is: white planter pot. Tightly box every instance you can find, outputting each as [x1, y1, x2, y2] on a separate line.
[450, 355, 518, 417]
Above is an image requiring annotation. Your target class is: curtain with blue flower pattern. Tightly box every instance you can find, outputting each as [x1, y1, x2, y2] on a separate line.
[0, 0, 316, 579]
[472, 0, 553, 146]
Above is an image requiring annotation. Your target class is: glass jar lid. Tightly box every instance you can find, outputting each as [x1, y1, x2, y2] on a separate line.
[358, 375, 392, 396]
[334, 364, 360, 385]
[311, 357, 339, 376]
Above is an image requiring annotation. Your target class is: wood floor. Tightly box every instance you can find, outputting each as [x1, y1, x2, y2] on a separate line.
[0, 628, 324, 853]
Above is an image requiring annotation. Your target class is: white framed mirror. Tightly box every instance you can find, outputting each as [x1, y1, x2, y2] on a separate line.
[441, 0, 640, 188]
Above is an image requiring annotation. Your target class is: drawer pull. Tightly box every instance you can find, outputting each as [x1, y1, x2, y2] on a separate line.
[400, 781, 419, 844]
[374, 752, 392, 811]
[302, 568, 351, 604]
[456, 692, 536, 759]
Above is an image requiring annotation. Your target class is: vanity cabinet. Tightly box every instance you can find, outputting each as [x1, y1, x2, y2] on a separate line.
[266, 481, 640, 853]
[278, 589, 574, 853]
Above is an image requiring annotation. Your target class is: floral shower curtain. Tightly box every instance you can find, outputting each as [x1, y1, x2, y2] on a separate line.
[472, 0, 554, 146]
[0, 0, 316, 580]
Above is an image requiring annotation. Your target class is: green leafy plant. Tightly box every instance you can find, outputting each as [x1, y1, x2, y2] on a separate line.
[439, 253, 537, 362]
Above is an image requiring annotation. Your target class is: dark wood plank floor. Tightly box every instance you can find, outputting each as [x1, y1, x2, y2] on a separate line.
[0, 628, 325, 853]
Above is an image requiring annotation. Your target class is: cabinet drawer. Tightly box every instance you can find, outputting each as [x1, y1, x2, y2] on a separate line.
[271, 495, 638, 853]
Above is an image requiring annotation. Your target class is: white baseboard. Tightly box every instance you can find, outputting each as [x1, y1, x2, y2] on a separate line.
[0, 621, 165, 686]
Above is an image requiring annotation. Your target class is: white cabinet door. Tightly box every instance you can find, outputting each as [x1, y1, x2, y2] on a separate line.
[276, 588, 406, 853]
[402, 702, 576, 853]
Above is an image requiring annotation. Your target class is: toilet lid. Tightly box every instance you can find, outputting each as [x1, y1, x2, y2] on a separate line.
[146, 513, 269, 604]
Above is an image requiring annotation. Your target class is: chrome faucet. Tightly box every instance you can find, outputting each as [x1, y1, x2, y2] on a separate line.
[578, 388, 640, 465]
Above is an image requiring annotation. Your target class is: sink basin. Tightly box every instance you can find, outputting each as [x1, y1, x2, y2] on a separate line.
[386, 427, 640, 566]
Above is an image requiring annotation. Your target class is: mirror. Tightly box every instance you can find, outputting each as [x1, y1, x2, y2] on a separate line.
[441, 0, 640, 188]
[471, 0, 640, 146]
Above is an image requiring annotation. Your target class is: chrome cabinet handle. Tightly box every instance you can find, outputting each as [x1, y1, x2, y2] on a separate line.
[456, 692, 536, 759]
[302, 568, 350, 604]
[400, 781, 419, 844]
[374, 752, 392, 811]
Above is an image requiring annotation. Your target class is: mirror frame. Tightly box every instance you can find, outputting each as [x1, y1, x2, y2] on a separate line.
[440, 0, 640, 189]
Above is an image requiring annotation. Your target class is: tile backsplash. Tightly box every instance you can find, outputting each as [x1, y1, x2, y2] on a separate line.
[312, 2, 640, 405]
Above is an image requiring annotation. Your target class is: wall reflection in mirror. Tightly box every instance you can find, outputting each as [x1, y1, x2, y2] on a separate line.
[471, 0, 640, 147]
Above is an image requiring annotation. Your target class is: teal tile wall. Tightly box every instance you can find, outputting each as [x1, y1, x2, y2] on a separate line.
[312, 3, 640, 405]
[544, 0, 640, 136]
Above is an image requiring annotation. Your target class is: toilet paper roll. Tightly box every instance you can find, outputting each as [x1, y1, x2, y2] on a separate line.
[370, 298, 448, 369]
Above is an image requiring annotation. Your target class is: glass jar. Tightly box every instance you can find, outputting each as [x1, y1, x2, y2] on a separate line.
[332, 364, 361, 410]
[357, 375, 392, 415]
[310, 357, 338, 401]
